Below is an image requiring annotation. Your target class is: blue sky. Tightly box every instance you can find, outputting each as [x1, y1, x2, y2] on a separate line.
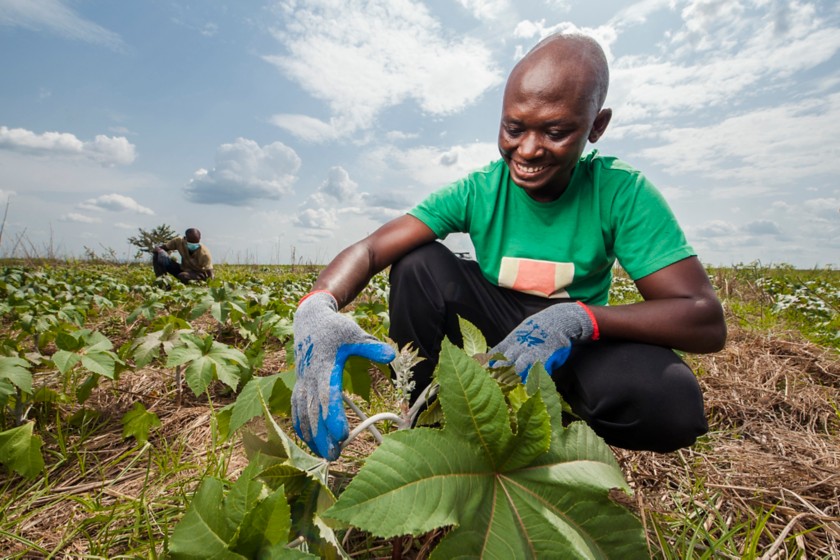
[1, 0, 838, 267]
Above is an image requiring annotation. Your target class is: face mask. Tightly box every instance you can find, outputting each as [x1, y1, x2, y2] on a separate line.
[186, 242, 200, 251]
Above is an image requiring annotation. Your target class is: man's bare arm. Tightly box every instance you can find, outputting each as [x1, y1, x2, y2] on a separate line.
[588, 257, 726, 353]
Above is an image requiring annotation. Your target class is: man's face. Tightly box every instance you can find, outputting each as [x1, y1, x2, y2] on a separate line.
[498, 60, 605, 202]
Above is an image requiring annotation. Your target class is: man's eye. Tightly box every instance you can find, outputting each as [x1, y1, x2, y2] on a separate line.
[547, 130, 568, 141]
[505, 127, 523, 137]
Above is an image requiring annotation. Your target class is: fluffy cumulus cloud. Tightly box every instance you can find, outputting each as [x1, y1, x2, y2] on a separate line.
[0, 0, 125, 50]
[184, 138, 301, 205]
[78, 193, 154, 214]
[0, 126, 136, 165]
[294, 166, 410, 236]
[265, 0, 502, 140]
[363, 142, 499, 194]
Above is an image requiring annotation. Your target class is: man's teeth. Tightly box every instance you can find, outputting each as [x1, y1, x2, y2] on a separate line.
[518, 163, 546, 173]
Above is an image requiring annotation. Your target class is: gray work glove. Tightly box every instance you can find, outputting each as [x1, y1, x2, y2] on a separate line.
[291, 291, 396, 460]
[490, 301, 598, 381]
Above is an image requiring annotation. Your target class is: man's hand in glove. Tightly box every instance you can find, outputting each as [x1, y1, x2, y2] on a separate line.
[291, 290, 396, 460]
[490, 301, 599, 381]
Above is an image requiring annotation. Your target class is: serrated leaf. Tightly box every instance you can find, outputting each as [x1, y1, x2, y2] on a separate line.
[458, 316, 487, 356]
[327, 340, 646, 559]
[437, 340, 512, 464]
[0, 422, 45, 479]
[121, 402, 161, 445]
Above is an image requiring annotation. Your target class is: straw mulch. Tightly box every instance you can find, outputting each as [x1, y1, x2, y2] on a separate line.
[616, 321, 840, 558]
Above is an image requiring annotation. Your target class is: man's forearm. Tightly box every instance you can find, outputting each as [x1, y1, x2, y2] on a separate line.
[312, 241, 382, 309]
[588, 297, 726, 353]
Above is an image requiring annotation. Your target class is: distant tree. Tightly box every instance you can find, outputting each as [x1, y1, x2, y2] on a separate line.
[128, 224, 177, 259]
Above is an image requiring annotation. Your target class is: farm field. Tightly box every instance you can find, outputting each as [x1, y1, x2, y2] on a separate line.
[0, 260, 838, 559]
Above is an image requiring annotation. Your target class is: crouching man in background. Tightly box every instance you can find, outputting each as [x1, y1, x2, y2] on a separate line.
[152, 227, 214, 286]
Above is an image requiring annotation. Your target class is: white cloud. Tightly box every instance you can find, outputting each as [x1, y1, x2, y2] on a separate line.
[456, 0, 512, 22]
[742, 220, 781, 235]
[608, 0, 675, 30]
[609, 1, 840, 123]
[263, 0, 502, 140]
[60, 212, 101, 224]
[0, 126, 136, 166]
[320, 167, 361, 204]
[78, 193, 154, 215]
[269, 114, 340, 143]
[184, 138, 301, 205]
[512, 19, 618, 62]
[634, 93, 840, 190]
[294, 207, 337, 230]
[364, 142, 499, 192]
[294, 165, 416, 235]
[802, 197, 840, 222]
[0, 0, 125, 50]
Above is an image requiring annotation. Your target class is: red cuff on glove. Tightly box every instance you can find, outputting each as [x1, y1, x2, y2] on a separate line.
[575, 301, 600, 341]
[298, 289, 336, 307]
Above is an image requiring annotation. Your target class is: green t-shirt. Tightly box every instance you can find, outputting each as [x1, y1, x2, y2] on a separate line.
[408, 150, 694, 305]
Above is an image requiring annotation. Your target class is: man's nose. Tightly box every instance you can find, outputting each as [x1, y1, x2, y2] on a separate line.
[517, 132, 544, 159]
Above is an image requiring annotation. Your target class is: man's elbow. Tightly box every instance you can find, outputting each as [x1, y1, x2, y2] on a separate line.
[697, 299, 727, 353]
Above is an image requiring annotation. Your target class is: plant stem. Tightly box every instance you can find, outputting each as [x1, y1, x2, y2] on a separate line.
[341, 413, 406, 451]
[342, 394, 384, 442]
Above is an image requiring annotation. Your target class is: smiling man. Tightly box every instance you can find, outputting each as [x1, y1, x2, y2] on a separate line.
[290, 33, 727, 461]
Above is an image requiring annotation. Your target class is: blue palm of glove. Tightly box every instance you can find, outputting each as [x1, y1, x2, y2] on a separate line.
[489, 303, 595, 382]
[291, 292, 396, 460]
[490, 318, 572, 382]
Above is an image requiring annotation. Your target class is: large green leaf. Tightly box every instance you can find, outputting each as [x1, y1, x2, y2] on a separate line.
[0, 356, 33, 394]
[168, 464, 317, 559]
[326, 339, 647, 559]
[240, 400, 349, 559]
[81, 350, 118, 379]
[226, 373, 293, 436]
[167, 335, 247, 396]
[0, 422, 45, 479]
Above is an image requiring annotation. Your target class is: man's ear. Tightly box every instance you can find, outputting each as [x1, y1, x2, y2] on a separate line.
[588, 108, 612, 143]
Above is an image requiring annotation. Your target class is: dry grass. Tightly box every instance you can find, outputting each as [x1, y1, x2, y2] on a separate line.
[617, 320, 840, 558]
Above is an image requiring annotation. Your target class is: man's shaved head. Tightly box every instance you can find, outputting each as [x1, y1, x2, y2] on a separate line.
[508, 33, 609, 113]
[185, 228, 201, 243]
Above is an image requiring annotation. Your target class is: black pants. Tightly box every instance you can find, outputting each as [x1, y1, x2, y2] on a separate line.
[388, 242, 708, 453]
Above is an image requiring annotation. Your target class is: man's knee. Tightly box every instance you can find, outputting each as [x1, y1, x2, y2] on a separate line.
[594, 363, 707, 452]
[390, 242, 450, 286]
